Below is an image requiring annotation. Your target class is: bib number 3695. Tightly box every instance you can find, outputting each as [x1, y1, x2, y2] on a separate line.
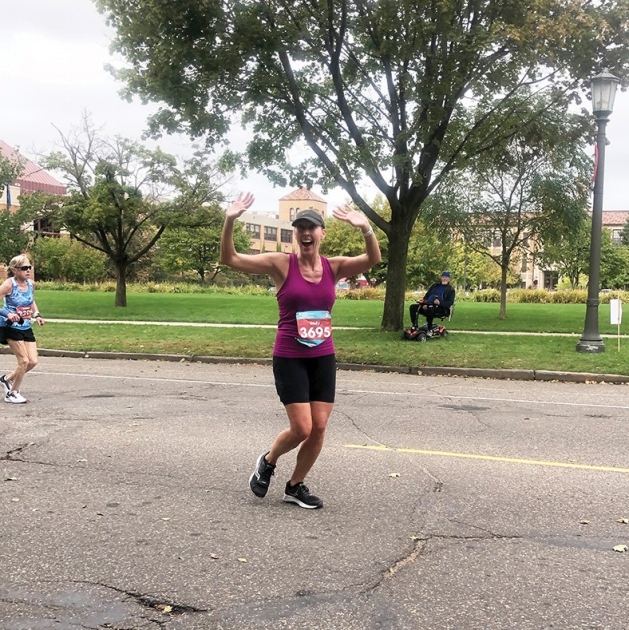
[296, 310, 332, 347]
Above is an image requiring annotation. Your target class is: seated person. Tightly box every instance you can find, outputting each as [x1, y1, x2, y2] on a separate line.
[409, 271, 455, 333]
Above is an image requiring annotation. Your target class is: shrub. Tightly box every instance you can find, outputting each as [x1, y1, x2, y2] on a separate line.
[32, 238, 109, 283]
[338, 288, 386, 300]
[549, 290, 587, 304]
[470, 289, 501, 302]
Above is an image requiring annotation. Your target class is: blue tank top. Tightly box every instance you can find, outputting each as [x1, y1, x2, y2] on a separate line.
[2, 278, 34, 331]
[273, 254, 336, 358]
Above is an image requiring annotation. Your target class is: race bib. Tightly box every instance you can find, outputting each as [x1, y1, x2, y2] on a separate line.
[296, 310, 332, 347]
[16, 305, 33, 319]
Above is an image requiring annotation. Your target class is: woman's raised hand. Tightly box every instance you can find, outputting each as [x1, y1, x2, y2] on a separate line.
[226, 192, 255, 219]
[332, 204, 369, 231]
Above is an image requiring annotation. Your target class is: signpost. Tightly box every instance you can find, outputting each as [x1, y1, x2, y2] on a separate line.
[610, 299, 622, 351]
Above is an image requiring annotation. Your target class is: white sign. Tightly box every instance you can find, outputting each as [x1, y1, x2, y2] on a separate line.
[610, 299, 622, 325]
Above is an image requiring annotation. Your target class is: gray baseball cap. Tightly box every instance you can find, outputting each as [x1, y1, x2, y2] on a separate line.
[292, 209, 325, 228]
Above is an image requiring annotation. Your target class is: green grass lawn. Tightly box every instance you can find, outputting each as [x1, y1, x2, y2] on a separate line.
[34, 323, 629, 375]
[37, 290, 621, 334]
[30, 291, 629, 375]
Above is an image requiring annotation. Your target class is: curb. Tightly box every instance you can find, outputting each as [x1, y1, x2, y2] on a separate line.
[4, 347, 626, 385]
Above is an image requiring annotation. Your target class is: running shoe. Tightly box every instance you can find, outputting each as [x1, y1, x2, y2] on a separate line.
[249, 452, 276, 498]
[5, 391, 27, 404]
[0, 375, 11, 395]
[283, 481, 323, 509]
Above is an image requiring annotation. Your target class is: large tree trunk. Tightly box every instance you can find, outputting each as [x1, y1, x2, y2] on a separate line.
[381, 222, 411, 331]
[115, 263, 128, 307]
[499, 262, 508, 319]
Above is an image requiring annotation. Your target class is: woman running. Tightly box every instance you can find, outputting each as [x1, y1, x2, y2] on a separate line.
[220, 193, 381, 509]
[0, 254, 45, 404]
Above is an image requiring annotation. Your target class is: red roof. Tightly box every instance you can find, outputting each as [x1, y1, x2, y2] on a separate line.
[601, 211, 629, 227]
[0, 140, 66, 196]
[279, 188, 326, 203]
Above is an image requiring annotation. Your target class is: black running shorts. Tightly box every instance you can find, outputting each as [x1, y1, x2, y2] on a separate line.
[0, 326, 36, 345]
[272, 354, 336, 405]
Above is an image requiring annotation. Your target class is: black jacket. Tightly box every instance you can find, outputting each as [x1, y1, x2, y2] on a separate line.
[422, 282, 456, 309]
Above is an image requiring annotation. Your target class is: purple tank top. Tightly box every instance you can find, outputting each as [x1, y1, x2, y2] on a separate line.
[273, 254, 336, 358]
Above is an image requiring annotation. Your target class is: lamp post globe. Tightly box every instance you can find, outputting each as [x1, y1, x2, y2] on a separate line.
[576, 69, 620, 354]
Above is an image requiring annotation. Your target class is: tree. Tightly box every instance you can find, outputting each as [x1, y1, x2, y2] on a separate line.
[600, 229, 629, 290]
[97, 0, 629, 329]
[405, 219, 455, 290]
[40, 118, 229, 306]
[321, 194, 388, 284]
[0, 153, 30, 265]
[0, 209, 32, 267]
[30, 237, 109, 283]
[157, 204, 251, 282]
[539, 212, 591, 289]
[431, 101, 591, 318]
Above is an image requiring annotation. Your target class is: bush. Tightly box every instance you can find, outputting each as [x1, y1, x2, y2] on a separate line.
[469, 289, 501, 302]
[338, 288, 386, 300]
[508, 289, 552, 303]
[549, 290, 587, 304]
[32, 238, 109, 283]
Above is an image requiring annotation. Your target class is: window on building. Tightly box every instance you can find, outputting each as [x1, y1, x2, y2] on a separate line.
[245, 223, 261, 239]
[264, 226, 278, 241]
[482, 230, 501, 248]
[544, 271, 559, 290]
[281, 229, 293, 244]
[520, 253, 528, 272]
[290, 208, 296, 221]
[33, 217, 61, 237]
[612, 229, 623, 246]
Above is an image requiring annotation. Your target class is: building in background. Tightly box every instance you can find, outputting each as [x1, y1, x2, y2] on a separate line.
[601, 211, 629, 246]
[0, 140, 66, 236]
[0, 141, 67, 278]
[241, 188, 327, 254]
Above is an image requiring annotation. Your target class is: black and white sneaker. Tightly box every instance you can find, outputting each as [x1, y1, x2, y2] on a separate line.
[283, 482, 323, 509]
[0, 375, 11, 395]
[249, 452, 276, 498]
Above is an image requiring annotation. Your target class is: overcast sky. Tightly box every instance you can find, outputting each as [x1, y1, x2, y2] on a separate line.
[3, 0, 628, 213]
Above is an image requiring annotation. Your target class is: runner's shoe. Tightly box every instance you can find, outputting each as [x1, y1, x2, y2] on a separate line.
[0, 375, 11, 395]
[5, 391, 27, 404]
[249, 452, 275, 498]
[283, 482, 323, 509]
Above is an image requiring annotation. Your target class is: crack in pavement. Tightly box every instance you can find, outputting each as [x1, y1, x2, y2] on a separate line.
[0, 442, 34, 461]
[419, 466, 443, 492]
[380, 538, 428, 580]
[337, 408, 388, 447]
[447, 518, 512, 537]
[467, 409, 492, 432]
[61, 580, 210, 616]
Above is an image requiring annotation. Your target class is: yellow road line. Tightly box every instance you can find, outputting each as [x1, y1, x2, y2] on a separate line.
[344, 444, 629, 474]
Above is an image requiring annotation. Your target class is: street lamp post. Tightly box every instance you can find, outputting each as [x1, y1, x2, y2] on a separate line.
[576, 69, 620, 354]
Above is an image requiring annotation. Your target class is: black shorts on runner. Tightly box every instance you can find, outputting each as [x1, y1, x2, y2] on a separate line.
[272, 354, 336, 405]
[0, 326, 36, 345]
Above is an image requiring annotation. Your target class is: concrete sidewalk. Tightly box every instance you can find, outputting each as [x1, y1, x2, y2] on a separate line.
[46, 318, 629, 338]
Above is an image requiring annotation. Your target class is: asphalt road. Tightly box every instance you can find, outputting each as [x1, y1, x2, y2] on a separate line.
[1, 357, 628, 630]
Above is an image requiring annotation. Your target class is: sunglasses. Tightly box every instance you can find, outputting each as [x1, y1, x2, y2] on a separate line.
[18, 266, 32, 271]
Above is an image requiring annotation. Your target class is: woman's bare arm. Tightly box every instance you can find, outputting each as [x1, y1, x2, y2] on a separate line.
[327, 205, 382, 281]
[219, 193, 288, 286]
